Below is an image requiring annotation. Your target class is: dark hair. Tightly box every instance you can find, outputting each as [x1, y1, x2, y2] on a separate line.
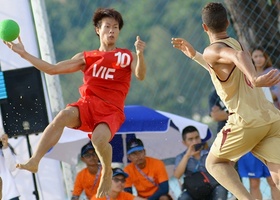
[92, 8, 124, 36]
[251, 46, 273, 70]
[182, 125, 199, 141]
[9, 144, 16, 155]
[202, 2, 228, 33]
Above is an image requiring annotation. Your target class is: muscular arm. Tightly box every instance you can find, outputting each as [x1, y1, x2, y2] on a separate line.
[131, 36, 146, 80]
[4, 36, 85, 75]
[203, 44, 280, 87]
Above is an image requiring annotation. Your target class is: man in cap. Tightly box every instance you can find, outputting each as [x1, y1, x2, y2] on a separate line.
[72, 141, 101, 200]
[91, 167, 146, 200]
[124, 138, 172, 200]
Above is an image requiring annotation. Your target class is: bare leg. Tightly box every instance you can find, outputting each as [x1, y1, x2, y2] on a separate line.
[91, 123, 113, 198]
[267, 162, 280, 200]
[266, 176, 280, 200]
[16, 107, 80, 173]
[206, 153, 254, 200]
[249, 178, 262, 200]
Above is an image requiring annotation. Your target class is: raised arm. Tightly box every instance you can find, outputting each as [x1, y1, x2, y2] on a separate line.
[171, 38, 208, 70]
[131, 36, 146, 80]
[203, 44, 280, 87]
[4, 36, 85, 75]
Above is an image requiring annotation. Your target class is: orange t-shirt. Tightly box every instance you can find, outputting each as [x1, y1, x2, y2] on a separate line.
[72, 167, 101, 199]
[124, 157, 169, 198]
[90, 191, 135, 200]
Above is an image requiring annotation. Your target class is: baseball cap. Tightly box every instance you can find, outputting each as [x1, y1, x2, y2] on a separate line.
[112, 167, 128, 178]
[127, 138, 144, 155]
[81, 141, 95, 157]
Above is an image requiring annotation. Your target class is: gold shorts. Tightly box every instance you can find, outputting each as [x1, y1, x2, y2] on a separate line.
[210, 119, 280, 164]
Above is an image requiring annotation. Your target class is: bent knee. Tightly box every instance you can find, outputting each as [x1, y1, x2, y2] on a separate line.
[53, 108, 80, 125]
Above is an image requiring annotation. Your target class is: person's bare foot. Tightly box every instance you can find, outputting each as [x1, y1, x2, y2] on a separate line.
[96, 170, 112, 198]
[16, 158, 38, 173]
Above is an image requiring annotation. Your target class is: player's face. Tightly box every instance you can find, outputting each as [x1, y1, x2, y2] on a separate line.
[97, 17, 120, 46]
[252, 50, 266, 70]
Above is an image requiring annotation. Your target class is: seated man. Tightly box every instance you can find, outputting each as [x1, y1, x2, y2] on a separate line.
[91, 167, 146, 200]
[124, 138, 172, 200]
[71, 142, 101, 200]
[174, 126, 228, 200]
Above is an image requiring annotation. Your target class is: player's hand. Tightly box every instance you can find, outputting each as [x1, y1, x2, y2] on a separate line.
[134, 36, 146, 55]
[253, 69, 280, 87]
[3, 36, 26, 56]
[171, 37, 196, 58]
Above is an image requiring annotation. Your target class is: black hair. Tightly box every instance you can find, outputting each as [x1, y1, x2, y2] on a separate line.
[92, 8, 124, 36]
[202, 2, 228, 33]
[182, 125, 199, 141]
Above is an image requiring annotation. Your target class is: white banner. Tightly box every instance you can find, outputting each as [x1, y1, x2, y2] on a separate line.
[0, 0, 39, 70]
[0, 0, 66, 199]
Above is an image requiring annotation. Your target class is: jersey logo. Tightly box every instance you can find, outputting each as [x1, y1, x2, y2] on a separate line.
[114, 52, 131, 68]
[92, 64, 115, 79]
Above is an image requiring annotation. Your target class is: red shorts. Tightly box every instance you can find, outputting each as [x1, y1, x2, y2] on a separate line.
[67, 95, 125, 138]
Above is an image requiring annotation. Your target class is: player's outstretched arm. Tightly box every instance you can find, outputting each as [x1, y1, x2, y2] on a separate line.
[3, 36, 85, 75]
[233, 50, 280, 87]
[132, 36, 146, 81]
[171, 37, 208, 70]
[204, 44, 280, 87]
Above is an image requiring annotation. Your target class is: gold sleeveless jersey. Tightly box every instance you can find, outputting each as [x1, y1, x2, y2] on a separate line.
[208, 37, 280, 128]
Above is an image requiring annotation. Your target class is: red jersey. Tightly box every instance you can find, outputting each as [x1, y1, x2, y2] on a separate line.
[80, 48, 133, 110]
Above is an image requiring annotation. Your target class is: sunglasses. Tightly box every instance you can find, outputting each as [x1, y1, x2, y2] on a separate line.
[82, 153, 97, 159]
[112, 177, 125, 183]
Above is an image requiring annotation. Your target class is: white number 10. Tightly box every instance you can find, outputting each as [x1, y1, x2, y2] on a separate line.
[115, 52, 131, 68]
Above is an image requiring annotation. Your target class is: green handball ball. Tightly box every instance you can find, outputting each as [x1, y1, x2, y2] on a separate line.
[0, 19, 20, 42]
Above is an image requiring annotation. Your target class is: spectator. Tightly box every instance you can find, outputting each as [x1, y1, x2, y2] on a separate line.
[237, 47, 280, 200]
[174, 125, 228, 200]
[71, 142, 101, 200]
[252, 46, 280, 108]
[0, 133, 20, 200]
[91, 167, 146, 200]
[238, 152, 280, 200]
[124, 138, 171, 200]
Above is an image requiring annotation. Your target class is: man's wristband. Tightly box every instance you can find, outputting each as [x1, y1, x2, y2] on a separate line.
[191, 51, 208, 69]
